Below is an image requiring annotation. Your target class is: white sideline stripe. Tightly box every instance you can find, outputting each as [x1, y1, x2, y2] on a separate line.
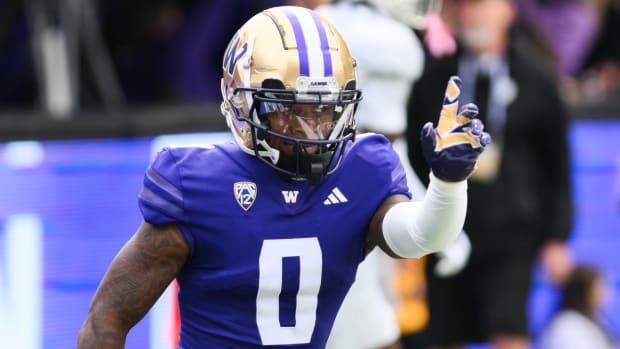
[2, 214, 43, 349]
[149, 282, 176, 349]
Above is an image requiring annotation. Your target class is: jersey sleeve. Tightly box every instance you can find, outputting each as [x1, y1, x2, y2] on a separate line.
[372, 133, 411, 199]
[138, 148, 186, 224]
[354, 133, 412, 199]
[390, 158, 411, 199]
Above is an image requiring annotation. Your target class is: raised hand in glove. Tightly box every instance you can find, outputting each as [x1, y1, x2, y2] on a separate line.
[421, 76, 491, 182]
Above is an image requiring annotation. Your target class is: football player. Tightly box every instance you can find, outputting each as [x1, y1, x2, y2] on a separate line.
[78, 5, 489, 348]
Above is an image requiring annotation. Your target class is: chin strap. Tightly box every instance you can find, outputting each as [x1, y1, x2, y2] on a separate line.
[300, 152, 333, 184]
[268, 127, 356, 184]
[273, 150, 333, 184]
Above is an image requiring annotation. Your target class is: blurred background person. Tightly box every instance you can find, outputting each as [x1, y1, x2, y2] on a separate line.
[574, 0, 620, 110]
[315, 1, 474, 348]
[539, 265, 617, 349]
[406, 0, 574, 348]
[306, 0, 448, 348]
[314, 1, 426, 348]
[515, 0, 620, 110]
[517, 0, 601, 79]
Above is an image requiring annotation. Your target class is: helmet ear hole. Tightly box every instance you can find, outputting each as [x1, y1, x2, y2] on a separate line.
[344, 80, 357, 90]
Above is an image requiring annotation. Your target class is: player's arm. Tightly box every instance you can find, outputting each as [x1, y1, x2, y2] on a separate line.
[78, 221, 189, 349]
[367, 176, 468, 258]
[367, 76, 490, 258]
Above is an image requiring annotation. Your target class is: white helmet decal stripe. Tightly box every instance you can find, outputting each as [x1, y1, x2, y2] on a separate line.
[284, 7, 332, 78]
[310, 11, 333, 76]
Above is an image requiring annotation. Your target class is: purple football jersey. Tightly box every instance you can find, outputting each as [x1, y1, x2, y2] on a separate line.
[138, 133, 410, 348]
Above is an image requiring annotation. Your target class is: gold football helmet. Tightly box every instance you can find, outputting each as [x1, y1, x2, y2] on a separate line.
[220, 6, 362, 183]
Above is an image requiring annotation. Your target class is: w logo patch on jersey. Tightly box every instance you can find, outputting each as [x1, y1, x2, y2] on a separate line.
[281, 190, 299, 204]
[234, 181, 257, 211]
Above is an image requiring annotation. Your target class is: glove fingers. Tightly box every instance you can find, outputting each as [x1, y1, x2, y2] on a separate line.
[458, 103, 479, 122]
[437, 76, 462, 135]
[424, 76, 492, 182]
[480, 131, 492, 147]
[469, 118, 483, 137]
[469, 119, 492, 148]
[460, 106, 491, 148]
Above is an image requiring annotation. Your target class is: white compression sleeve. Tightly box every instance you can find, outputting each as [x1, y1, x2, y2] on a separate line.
[382, 173, 467, 258]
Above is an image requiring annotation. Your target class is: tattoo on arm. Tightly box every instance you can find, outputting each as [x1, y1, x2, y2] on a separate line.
[78, 222, 189, 348]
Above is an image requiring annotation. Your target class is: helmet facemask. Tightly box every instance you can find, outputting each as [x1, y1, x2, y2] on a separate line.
[231, 78, 360, 183]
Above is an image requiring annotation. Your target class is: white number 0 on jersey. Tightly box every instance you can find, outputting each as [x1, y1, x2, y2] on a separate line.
[256, 237, 322, 345]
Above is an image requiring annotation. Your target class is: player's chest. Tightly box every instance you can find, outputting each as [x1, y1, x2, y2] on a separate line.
[196, 179, 372, 225]
[183, 178, 382, 254]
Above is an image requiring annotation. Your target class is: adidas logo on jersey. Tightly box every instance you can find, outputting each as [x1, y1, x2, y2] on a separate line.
[323, 187, 348, 205]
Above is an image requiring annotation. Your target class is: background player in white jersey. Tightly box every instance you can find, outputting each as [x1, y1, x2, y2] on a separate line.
[315, 1, 429, 348]
[316, 2, 472, 348]
[78, 6, 489, 348]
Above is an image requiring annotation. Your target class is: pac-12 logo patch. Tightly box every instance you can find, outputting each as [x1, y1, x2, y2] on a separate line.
[234, 181, 257, 211]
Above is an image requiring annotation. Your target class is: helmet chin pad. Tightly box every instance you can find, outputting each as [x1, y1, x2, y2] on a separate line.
[276, 149, 334, 184]
[301, 151, 333, 184]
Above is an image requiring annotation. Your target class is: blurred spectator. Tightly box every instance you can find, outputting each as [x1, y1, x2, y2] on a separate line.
[406, 0, 574, 348]
[577, 0, 620, 108]
[517, 0, 601, 78]
[539, 265, 617, 349]
[317, 2, 476, 348]
[516, 0, 620, 109]
[421, 13, 457, 58]
[416, 1, 459, 59]
[583, 0, 620, 68]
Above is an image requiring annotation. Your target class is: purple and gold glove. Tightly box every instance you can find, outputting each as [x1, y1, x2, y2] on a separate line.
[421, 76, 491, 182]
